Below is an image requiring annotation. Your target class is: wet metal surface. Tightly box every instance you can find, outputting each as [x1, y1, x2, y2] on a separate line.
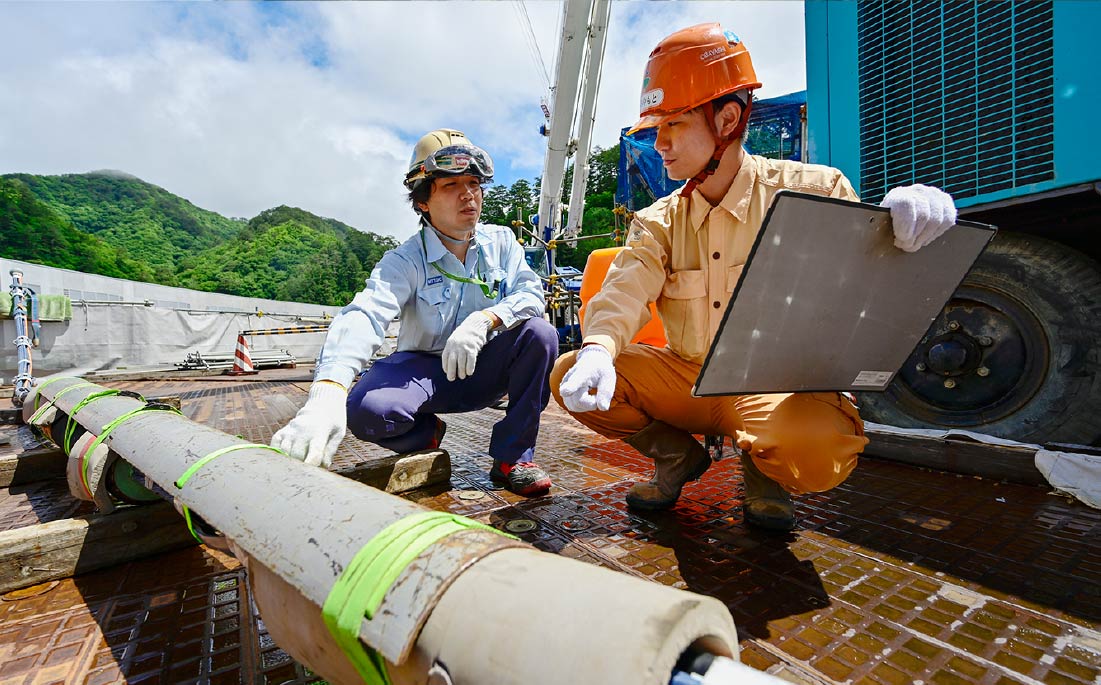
[1, 368, 1100, 684]
[0, 479, 91, 532]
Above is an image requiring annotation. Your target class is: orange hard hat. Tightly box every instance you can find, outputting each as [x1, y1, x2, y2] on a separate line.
[629, 23, 762, 134]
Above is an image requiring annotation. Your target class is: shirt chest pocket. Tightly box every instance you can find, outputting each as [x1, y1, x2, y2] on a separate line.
[415, 286, 451, 342]
[658, 269, 708, 362]
[478, 267, 508, 306]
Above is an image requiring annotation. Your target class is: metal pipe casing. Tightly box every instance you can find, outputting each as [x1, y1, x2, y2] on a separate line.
[26, 378, 777, 685]
[25, 378, 523, 666]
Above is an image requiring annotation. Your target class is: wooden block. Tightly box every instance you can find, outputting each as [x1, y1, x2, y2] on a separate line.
[863, 427, 1046, 486]
[337, 450, 452, 494]
[82, 368, 226, 382]
[1045, 441, 1101, 456]
[0, 501, 195, 593]
[0, 445, 67, 487]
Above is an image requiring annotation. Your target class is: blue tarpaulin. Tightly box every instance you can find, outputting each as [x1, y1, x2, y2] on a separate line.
[616, 126, 683, 211]
[616, 91, 806, 210]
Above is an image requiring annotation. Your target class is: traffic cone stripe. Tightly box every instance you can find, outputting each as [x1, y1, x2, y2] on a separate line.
[229, 334, 257, 375]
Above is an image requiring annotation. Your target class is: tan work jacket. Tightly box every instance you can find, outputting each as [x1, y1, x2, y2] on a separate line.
[583, 153, 858, 364]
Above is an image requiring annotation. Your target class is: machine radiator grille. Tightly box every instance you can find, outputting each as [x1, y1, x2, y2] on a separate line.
[857, 0, 1054, 203]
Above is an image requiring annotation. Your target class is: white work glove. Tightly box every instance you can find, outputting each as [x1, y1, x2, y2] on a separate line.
[442, 311, 494, 381]
[270, 381, 347, 468]
[559, 344, 616, 412]
[881, 184, 957, 252]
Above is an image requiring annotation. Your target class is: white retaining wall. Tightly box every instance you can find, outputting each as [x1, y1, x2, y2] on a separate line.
[1, 257, 340, 378]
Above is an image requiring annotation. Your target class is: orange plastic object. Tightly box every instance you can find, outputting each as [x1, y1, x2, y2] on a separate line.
[578, 247, 667, 347]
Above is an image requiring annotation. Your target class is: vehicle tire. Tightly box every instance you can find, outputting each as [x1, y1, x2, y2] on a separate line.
[857, 233, 1101, 446]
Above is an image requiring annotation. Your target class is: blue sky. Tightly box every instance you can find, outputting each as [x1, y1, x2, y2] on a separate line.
[0, 2, 806, 239]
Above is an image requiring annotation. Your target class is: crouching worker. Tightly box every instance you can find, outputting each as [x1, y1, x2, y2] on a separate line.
[272, 129, 556, 496]
[552, 25, 958, 530]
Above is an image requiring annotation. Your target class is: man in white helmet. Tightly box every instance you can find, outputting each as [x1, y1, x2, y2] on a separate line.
[272, 129, 556, 496]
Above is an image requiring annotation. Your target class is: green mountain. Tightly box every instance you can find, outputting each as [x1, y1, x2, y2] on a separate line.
[177, 205, 383, 306]
[2, 146, 623, 307]
[4, 171, 243, 284]
[0, 172, 398, 306]
[0, 177, 154, 282]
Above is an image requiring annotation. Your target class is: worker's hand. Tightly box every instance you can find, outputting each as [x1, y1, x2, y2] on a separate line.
[881, 184, 957, 252]
[270, 381, 347, 468]
[442, 311, 494, 381]
[559, 344, 616, 412]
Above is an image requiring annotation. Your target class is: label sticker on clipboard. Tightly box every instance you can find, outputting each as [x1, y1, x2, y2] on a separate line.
[852, 370, 893, 387]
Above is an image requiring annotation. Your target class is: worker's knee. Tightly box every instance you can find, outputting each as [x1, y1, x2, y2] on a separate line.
[550, 350, 579, 407]
[745, 393, 867, 494]
[751, 442, 860, 494]
[516, 317, 560, 362]
[346, 388, 407, 441]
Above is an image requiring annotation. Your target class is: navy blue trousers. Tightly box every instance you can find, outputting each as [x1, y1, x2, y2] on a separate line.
[346, 318, 558, 464]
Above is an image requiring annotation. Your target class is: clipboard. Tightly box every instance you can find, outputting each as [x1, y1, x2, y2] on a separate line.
[693, 191, 996, 396]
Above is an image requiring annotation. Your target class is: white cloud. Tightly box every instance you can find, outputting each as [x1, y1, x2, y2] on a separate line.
[0, 1, 805, 240]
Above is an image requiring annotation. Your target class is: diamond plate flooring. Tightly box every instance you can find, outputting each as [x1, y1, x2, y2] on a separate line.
[1, 369, 1099, 684]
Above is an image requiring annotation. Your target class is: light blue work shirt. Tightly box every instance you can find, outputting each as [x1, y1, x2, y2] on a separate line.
[315, 222, 547, 389]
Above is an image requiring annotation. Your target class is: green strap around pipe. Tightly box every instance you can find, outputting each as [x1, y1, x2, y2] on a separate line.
[63, 390, 125, 453]
[30, 375, 81, 410]
[322, 511, 516, 684]
[27, 381, 96, 424]
[174, 443, 286, 543]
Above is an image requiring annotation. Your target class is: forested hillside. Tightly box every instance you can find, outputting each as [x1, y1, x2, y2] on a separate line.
[1, 146, 627, 305]
[177, 205, 395, 306]
[6, 171, 242, 284]
[0, 177, 154, 282]
[0, 172, 398, 306]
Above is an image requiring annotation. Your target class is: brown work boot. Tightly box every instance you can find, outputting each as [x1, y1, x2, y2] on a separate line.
[739, 451, 796, 531]
[623, 421, 712, 510]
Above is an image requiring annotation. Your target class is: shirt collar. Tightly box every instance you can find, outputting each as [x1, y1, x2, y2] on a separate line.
[686, 152, 757, 232]
[420, 224, 450, 264]
[421, 223, 487, 264]
[472, 226, 493, 251]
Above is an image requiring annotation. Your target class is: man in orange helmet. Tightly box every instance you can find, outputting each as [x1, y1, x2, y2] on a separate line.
[550, 24, 957, 530]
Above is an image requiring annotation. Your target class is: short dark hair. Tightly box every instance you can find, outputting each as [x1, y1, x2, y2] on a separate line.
[709, 89, 753, 141]
[714, 89, 749, 110]
[407, 179, 433, 220]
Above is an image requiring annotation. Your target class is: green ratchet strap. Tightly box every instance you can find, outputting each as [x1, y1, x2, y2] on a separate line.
[79, 405, 181, 497]
[31, 376, 82, 410]
[322, 511, 516, 684]
[175, 443, 284, 489]
[64, 390, 121, 453]
[27, 381, 96, 424]
[174, 443, 286, 543]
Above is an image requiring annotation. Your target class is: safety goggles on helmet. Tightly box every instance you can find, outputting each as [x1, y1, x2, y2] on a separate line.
[421, 144, 494, 183]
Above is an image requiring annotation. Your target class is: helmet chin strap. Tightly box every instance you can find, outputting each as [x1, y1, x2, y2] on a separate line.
[679, 98, 753, 199]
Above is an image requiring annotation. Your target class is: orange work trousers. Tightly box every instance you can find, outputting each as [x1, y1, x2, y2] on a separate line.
[551, 344, 869, 494]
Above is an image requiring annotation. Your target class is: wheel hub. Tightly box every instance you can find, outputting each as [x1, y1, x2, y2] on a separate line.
[892, 286, 1048, 423]
[925, 335, 977, 376]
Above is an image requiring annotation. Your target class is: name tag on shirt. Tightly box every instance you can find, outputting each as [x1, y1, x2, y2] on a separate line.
[426, 275, 444, 287]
